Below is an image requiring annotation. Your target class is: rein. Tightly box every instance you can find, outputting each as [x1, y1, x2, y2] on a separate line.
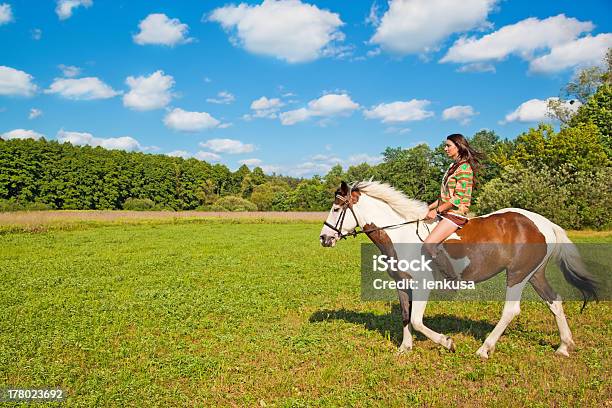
[323, 191, 429, 242]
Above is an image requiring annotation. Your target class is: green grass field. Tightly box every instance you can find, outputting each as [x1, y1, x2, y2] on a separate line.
[0, 218, 610, 406]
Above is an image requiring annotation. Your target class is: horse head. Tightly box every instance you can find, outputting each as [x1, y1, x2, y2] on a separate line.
[320, 181, 362, 247]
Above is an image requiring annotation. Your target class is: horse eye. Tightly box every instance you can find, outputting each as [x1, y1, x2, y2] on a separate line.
[333, 208, 340, 212]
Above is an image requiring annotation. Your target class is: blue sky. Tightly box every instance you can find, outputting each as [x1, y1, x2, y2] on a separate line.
[1, 0, 611, 176]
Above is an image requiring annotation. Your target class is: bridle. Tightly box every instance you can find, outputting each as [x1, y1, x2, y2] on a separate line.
[323, 188, 429, 242]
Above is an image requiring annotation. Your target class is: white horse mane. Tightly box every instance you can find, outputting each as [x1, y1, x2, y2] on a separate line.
[351, 180, 429, 221]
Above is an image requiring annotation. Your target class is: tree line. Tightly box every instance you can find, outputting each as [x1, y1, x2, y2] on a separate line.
[1, 54, 610, 229]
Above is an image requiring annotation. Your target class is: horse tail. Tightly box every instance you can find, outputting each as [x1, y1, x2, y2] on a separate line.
[551, 223, 598, 311]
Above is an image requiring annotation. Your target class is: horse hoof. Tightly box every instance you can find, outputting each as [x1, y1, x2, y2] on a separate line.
[555, 346, 570, 357]
[397, 344, 412, 355]
[476, 347, 489, 359]
[446, 336, 455, 352]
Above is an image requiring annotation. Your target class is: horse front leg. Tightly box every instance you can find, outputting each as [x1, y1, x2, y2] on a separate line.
[410, 288, 455, 351]
[396, 288, 413, 354]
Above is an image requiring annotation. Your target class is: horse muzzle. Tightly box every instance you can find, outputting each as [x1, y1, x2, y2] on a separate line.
[320, 234, 337, 247]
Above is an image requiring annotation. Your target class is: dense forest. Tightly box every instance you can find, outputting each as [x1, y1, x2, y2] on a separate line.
[1, 57, 610, 229]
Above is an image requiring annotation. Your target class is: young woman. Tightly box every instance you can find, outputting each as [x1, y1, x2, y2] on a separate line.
[423, 134, 483, 273]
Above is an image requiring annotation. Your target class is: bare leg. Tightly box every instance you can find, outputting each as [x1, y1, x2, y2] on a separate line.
[423, 218, 460, 279]
[530, 270, 575, 356]
[476, 283, 525, 359]
[410, 289, 455, 351]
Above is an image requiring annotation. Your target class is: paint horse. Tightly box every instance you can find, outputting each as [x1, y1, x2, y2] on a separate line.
[320, 181, 597, 358]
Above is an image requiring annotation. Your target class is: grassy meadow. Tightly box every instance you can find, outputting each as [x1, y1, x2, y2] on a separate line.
[0, 214, 610, 406]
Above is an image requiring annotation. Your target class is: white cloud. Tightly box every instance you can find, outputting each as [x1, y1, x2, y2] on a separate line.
[31, 28, 42, 40]
[167, 149, 222, 162]
[247, 96, 283, 119]
[194, 151, 221, 162]
[208, 0, 345, 63]
[58, 64, 81, 77]
[441, 14, 593, 64]
[28, 108, 42, 119]
[45, 77, 120, 100]
[57, 129, 142, 151]
[55, 0, 92, 20]
[365, 2, 380, 26]
[529, 33, 612, 73]
[1, 129, 44, 140]
[167, 150, 190, 159]
[0, 66, 37, 96]
[0, 3, 14, 25]
[163, 108, 221, 132]
[199, 138, 254, 154]
[442, 105, 478, 124]
[364, 99, 433, 123]
[123, 70, 174, 111]
[206, 91, 235, 104]
[239, 158, 263, 167]
[279, 108, 311, 125]
[251, 96, 283, 110]
[133, 13, 193, 46]
[370, 0, 496, 54]
[502, 98, 579, 123]
[456, 62, 495, 73]
[279, 93, 359, 125]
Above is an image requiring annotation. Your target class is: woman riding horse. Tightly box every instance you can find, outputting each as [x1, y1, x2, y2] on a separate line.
[424, 134, 483, 276]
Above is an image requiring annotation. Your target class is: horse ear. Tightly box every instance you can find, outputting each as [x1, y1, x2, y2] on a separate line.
[340, 181, 349, 195]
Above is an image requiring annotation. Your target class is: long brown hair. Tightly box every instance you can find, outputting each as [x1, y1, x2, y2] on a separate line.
[443, 133, 484, 187]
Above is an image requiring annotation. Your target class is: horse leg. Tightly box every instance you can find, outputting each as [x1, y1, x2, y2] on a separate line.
[410, 289, 455, 351]
[476, 282, 525, 359]
[529, 267, 575, 356]
[396, 288, 413, 354]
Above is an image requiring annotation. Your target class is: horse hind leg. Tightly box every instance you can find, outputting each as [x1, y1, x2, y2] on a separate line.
[529, 267, 575, 356]
[476, 281, 525, 359]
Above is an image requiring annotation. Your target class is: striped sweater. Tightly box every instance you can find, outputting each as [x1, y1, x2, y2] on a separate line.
[440, 161, 473, 216]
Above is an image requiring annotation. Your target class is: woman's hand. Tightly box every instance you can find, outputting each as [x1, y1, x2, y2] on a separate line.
[425, 209, 438, 220]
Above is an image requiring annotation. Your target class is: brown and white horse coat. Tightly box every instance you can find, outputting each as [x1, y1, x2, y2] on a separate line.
[320, 181, 597, 358]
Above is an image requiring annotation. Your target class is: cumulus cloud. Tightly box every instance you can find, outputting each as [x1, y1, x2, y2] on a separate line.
[194, 151, 222, 162]
[370, 0, 496, 54]
[206, 91, 235, 104]
[246, 96, 284, 119]
[442, 105, 478, 124]
[58, 64, 81, 77]
[239, 158, 263, 167]
[57, 129, 143, 151]
[0, 66, 37, 96]
[55, 0, 92, 20]
[133, 13, 193, 46]
[363, 99, 434, 123]
[529, 33, 612, 73]
[123, 70, 174, 111]
[287, 152, 383, 176]
[0, 3, 14, 25]
[208, 0, 345, 63]
[502, 98, 579, 123]
[28, 108, 42, 119]
[279, 93, 359, 125]
[199, 138, 254, 154]
[441, 14, 600, 73]
[163, 108, 221, 132]
[1, 129, 45, 140]
[45, 77, 120, 100]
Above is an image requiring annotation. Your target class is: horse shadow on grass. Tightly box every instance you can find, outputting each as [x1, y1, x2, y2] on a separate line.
[309, 304, 497, 346]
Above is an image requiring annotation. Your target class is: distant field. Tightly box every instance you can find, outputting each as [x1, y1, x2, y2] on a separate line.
[0, 217, 610, 406]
